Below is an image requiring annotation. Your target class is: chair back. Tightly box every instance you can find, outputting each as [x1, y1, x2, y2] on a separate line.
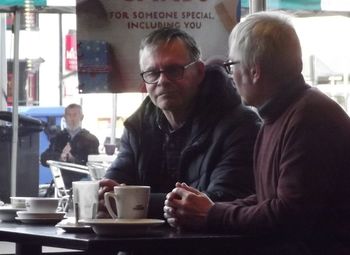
[87, 154, 117, 180]
[46, 160, 90, 212]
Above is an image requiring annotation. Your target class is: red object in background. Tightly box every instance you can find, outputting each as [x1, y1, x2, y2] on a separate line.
[6, 14, 14, 29]
[7, 73, 13, 106]
[65, 30, 77, 71]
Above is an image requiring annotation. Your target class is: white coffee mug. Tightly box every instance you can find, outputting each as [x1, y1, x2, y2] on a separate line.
[104, 185, 150, 219]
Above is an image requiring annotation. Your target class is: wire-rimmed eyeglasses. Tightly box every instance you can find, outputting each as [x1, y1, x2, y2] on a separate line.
[140, 61, 198, 85]
[223, 60, 240, 74]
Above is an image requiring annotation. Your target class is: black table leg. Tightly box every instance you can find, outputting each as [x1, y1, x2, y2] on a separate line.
[16, 243, 42, 255]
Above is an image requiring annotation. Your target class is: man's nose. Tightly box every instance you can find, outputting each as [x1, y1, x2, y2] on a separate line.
[157, 71, 170, 85]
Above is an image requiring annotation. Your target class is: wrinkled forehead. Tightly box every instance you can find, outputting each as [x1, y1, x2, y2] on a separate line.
[139, 39, 191, 66]
[140, 38, 188, 55]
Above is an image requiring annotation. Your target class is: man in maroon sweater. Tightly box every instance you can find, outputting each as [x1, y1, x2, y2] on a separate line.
[164, 12, 350, 254]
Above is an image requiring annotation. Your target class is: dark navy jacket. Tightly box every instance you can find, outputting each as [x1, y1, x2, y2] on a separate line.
[105, 64, 261, 218]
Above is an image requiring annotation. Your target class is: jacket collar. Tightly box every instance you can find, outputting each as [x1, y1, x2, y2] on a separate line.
[258, 75, 310, 123]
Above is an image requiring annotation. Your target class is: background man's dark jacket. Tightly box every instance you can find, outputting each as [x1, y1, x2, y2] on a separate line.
[41, 128, 99, 188]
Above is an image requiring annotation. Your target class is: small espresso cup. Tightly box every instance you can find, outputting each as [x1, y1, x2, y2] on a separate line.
[104, 185, 150, 219]
[10, 197, 27, 209]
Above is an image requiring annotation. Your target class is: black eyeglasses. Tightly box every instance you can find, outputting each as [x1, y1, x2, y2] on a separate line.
[140, 61, 197, 84]
[223, 60, 240, 74]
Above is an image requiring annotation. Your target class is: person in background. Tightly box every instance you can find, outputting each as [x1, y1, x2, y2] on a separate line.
[163, 12, 350, 255]
[41, 103, 99, 189]
[98, 27, 261, 219]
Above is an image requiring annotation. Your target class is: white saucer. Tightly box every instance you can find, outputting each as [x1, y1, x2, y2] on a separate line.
[79, 218, 165, 236]
[15, 217, 63, 225]
[56, 217, 92, 233]
[16, 211, 66, 220]
[0, 205, 26, 212]
[0, 205, 26, 222]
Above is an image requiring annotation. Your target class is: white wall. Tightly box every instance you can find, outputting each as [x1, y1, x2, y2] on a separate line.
[38, 14, 61, 106]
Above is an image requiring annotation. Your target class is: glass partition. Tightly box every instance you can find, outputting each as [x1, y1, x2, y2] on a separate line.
[1, 0, 350, 188]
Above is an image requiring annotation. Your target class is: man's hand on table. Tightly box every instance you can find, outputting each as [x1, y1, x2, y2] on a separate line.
[164, 182, 214, 230]
[97, 178, 120, 218]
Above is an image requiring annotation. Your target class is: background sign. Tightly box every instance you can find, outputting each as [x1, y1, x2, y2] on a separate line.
[76, 0, 239, 93]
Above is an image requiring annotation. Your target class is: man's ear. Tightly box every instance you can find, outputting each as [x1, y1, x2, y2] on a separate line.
[81, 114, 84, 121]
[250, 63, 261, 84]
[196, 60, 206, 79]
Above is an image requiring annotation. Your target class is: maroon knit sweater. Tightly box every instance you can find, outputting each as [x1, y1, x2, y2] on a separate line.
[207, 75, 350, 254]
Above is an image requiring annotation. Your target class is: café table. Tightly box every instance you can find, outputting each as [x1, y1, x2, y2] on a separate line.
[0, 221, 279, 255]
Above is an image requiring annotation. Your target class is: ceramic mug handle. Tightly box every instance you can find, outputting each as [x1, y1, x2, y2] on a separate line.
[104, 192, 118, 219]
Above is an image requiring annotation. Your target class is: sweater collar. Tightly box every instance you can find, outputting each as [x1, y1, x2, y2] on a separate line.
[258, 75, 309, 123]
[66, 127, 82, 138]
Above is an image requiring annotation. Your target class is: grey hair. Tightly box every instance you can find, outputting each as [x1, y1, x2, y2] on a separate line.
[229, 12, 302, 79]
[139, 27, 201, 63]
[65, 103, 82, 115]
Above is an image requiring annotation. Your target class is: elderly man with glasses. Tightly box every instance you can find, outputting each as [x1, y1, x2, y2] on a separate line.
[98, 27, 261, 218]
[164, 12, 350, 255]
